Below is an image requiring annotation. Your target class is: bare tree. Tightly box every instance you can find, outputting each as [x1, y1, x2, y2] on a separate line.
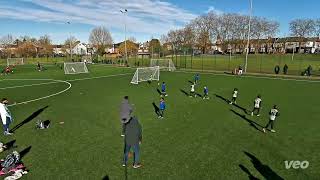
[0, 34, 14, 45]
[119, 40, 138, 56]
[191, 15, 212, 54]
[290, 19, 315, 51]
[315, 19, 320, 38]
[162, 11, 280, 55]
[63, 36, 78, 56]
[89, 26, 113, 56]
[0, 34, 14, 58]
[38, 35, 53, 58]
[128, 36, 137, 43]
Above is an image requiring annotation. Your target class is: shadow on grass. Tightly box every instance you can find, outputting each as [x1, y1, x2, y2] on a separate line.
[241, 151, 284, 180]
[224, 72, 234, 75]
[20, 146, 32, 160]
[188, 80, 194, 84]
[124, 165, 128, 180]
[215, 94, 248, 113]
[215, 94, 230, 103]
[195, 92, 202, 98]
[180, 89, 189, 96]
[4, 139, 17, 151]
[102, 175, 110, 180]
[230, 109, 263, 132]
[239, 164, 260, 180]
[10, 106, 49, 133]
[156, 88, 161, 95]
[152, 102, 160, 116]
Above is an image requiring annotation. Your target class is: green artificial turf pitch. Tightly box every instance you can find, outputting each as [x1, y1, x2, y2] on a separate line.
[0, 64, 319, 179]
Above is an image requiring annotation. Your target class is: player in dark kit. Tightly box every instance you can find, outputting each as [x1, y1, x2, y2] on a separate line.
[203, 86, 209, 99]
[161, 82, 168, 97]
[159, 98, 166, 118]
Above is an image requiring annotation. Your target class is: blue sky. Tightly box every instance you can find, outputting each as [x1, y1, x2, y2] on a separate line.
[0, 0, 319, 44]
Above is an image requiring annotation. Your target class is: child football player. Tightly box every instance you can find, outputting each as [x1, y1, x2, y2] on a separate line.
[229, 88, 238, 104]
[263, 105, 280, 133]
[194, 73, 200, 84]
[190, 83, 196, 97]
[251, 95, 262, 116]
[159, 98, 166, 119]
[161, 82, 168, 97]
[203, 86, 209, 99]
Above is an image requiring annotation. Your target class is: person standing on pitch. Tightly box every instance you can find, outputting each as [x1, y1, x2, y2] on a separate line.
[203, 86, 209, 99]
[251, 95, 262, 117]
[190, 83, 196, 97]
[123, 116, 142, 168]
[161, 82, 168, 97]
[263, 105, 280, 133]
[159, 98, 166, 118]
[0, 98, 13, 136]
[230, 88, 238, 104]
[120, 96, 133, 137]
[194, 73, 200, 84]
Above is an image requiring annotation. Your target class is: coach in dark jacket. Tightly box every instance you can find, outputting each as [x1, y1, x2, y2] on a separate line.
[120, 96, 133, 136]
[123, 116, 142, 168]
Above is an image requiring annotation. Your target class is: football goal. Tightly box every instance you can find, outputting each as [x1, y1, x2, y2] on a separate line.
[150, 59, 176, 71]
[131, 66, 160, 84]
[7, 58, 24, 66]
[64, 62, 89, 74]
[81, 55, 92, 64]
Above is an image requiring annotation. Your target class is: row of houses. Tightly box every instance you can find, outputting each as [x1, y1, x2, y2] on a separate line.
[2, 37, 320, 58]
[0, 40, 152, 58]
[216, 37, 320, 54]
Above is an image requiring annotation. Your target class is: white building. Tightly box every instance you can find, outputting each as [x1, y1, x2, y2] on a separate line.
[53, 45, 63, 55]
[70, 42, 88, 55]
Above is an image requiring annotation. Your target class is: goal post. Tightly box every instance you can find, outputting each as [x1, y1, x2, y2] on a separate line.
[131, 66, 160, 84]
[64, 62, 89, 74]
[7, 58, 24, 66]
[150, 59, 176, 71]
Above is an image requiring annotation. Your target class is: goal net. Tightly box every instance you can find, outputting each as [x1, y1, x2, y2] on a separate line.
[81, 55, 92, 63]
[7, 58, 24, 66]
[131, 66, 160, 84]
[150, 59, 176, 71]
[64, 62, 89, 74]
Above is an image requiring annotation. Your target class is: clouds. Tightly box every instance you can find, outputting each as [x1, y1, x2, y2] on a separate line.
[206, 6, 223, 15]
[0, 0, 198, 38]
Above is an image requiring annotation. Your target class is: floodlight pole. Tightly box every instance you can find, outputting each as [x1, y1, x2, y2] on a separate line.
[244, 0, 253, 73]
[121, 9, 128, 62]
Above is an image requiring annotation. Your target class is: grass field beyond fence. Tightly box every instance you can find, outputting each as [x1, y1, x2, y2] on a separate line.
[2, 54, 320, 76]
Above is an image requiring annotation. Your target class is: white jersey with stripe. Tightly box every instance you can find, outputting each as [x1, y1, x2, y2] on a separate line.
[0, 103, 12, 124]
[233, 91, 238, 98]
[191, 85, 195, 92]
[270, 108, 279, 120]
[254, 98, 262, 108]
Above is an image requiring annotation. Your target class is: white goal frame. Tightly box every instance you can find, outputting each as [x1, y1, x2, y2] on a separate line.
[131, 66, 160, 84]
[64, 62, 89, 74]
[7, 58, 24, 66]
[150, 59, 176, 71]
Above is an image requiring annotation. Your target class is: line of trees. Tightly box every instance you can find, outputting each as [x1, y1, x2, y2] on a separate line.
[162, 11, 320, 54]
[0, 34, 55, 58]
